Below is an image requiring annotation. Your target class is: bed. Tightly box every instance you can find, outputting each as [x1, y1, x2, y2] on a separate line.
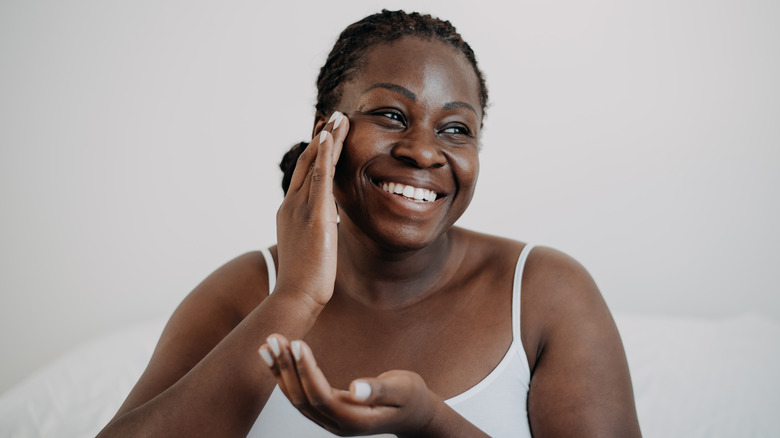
[1, 313, 778, 437]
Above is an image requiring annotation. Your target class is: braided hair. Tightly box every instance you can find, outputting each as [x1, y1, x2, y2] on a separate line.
[280, 9, 488, 194]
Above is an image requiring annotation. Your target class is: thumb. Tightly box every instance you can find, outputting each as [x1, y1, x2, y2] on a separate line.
[348, 370, 424, 406]
[349, 379, 374, 403]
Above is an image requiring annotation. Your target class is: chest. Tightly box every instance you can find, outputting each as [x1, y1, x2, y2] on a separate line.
[302, 280, 513, 399]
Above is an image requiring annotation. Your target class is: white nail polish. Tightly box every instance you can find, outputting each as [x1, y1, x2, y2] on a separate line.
[259, 347, 274, 366]
[333, 112, 344, 129]
[319, 130, 328, 143]
[353, 381, 371, 401]
[267, 336, 281, 356]
[291, 340, 302, 361]
[328, 111, 340, 124]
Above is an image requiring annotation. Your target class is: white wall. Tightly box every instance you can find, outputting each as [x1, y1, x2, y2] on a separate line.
[1, 0, 778, 393]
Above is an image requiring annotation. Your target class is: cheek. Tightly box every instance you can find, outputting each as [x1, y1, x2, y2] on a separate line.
[333, 125, 381, 193]
[335, 122, 388, 172]
[453, 149, 480, 192]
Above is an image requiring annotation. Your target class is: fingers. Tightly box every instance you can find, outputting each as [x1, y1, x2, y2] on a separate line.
[259, 335, 341, 429]
[307, 112, 348, 209]
[286, 111, 349, 197]
[258, 336, 439, 435]
[327, 111, 348, 163]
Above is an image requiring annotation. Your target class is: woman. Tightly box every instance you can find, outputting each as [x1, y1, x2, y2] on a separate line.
[100, 10, 641, 437]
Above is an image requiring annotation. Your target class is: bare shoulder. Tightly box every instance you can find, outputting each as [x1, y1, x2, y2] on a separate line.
[520, 246, 642, 437]
[112, 249, 275, 417]
[523, 246, 604, 315]
[184, 249, 276, 317]
[520, 246, 612, 367]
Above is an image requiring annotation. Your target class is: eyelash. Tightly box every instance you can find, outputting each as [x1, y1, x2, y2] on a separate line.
[372, 109, 473, 137]
[440, 125, 471, 136]
[376, 109, 405, 123]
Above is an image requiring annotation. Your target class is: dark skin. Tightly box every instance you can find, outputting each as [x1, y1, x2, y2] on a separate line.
[99, 37, 641, 437]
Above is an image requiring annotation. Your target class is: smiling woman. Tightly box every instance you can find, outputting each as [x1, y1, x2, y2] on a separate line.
[98, 10, 641, 438]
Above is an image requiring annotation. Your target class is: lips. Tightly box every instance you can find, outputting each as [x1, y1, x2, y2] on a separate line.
[376, 180, 439, 203]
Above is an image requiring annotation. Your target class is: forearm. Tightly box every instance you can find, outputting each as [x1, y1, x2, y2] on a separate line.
[98, 291, 323, 437]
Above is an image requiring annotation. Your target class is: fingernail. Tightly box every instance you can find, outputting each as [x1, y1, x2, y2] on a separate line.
[291, 340, 302, 361]
[352, 381, 371, 401]
[333, 112, 344, 129]
[319, 130, 328, 143]
[259, 347, 274, 366]
[327, 111, 340, 124]
[267, 336, 281, 356]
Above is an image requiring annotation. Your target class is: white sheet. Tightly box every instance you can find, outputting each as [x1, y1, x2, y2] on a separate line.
[1, 314, 778, 437]
[0, 320, 164, 438]
[616, 313, 780, 437]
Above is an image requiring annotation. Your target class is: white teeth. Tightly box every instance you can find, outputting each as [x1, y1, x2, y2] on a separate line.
[379, 181, 438, 202]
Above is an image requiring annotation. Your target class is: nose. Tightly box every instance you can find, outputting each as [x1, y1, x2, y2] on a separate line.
[390, 129, 446, 169]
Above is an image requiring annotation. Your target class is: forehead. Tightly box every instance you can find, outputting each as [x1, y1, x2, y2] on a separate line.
[341, 37, 482, 116]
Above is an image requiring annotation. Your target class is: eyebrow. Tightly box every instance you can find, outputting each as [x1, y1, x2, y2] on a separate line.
[364, 83, 416, 101]
[443, 101, 478, 116]
[363, 82, 478, 116]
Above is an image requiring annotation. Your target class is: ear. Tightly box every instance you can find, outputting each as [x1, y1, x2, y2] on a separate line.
[311, 115, 328, 138]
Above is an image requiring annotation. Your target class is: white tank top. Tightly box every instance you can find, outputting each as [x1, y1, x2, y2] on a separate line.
[249, 245, 534, 437]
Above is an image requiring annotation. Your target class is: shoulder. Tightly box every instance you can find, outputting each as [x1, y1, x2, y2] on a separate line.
[179, 249, 276, 320]
[450, 230, 595, 301]
[523, 246, 601, 304]
[519, 247, 641, 436]
[113, 249, 276, 417]
[520, 246, 608, 362]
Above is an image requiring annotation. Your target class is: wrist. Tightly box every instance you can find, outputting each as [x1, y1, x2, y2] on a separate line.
[399, 393, 489, 438]
[264, 284, 328, 322]
[397, 390, 441, 438]
[273, 274, 332, 304]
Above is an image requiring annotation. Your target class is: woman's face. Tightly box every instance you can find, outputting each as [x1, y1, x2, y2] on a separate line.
[329, 36, 482, 251]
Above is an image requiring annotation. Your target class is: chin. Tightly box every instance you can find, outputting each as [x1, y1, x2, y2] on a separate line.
[355, 216, 452, 254]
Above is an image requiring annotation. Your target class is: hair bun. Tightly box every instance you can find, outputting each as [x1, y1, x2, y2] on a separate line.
[280, 142, 308, 194]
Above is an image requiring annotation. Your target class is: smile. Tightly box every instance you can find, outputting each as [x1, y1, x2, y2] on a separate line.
[378, 181, 438, 203]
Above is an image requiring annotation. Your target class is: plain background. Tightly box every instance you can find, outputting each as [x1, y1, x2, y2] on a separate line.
[1, 0, 778, 394]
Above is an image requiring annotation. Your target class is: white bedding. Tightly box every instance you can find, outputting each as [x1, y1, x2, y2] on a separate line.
[1, 313, 779, 437]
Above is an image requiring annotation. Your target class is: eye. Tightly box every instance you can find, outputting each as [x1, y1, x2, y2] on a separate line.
[439, 124, 472, 136]
[372, 109, 406, 125]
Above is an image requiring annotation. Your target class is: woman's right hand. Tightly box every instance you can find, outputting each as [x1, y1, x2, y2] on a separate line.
[275, 111, 349, 308]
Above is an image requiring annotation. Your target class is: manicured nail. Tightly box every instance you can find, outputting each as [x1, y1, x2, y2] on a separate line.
[291, 340, 302, 361]
[333, 112, 344, 129]
[327, 111, 340, 124]
[259, 347, 274, 366]
[319, 130, 328, 143]
[267, 336, 281, 356]
[352, 381, 371, 401]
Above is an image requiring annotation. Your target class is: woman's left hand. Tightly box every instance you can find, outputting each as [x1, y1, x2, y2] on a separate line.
[258, 334, 440, 437]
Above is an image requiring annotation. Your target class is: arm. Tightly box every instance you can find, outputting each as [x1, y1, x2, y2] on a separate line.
[523, 247, 642, 437]
[98, 113, 350, 437]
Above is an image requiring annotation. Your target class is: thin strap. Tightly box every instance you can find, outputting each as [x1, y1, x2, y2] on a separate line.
[512, 244, 535, 346]
[259, 247, 276, 294]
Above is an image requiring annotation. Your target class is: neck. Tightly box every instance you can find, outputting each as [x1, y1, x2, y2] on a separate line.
[335, 219, 463, 310]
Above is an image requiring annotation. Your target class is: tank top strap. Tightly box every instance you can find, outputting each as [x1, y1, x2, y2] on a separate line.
[259, 247, 277, 294]
[512, 244, 534, 372]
